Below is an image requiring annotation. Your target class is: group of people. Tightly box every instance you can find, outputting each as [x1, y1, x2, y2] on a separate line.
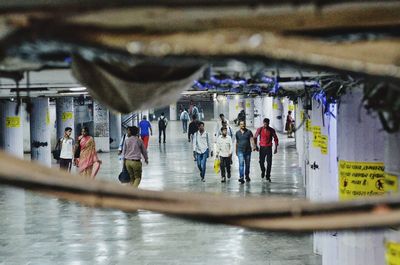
[54, 126, 101, 178]
[191, 113, 279, 183]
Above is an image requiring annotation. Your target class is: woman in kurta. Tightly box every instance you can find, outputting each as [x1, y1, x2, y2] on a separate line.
[285, 111, 295, 138]
[75, 127, 101, 178]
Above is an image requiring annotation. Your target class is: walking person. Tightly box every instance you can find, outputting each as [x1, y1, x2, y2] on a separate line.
[193, 122, 212, 182]
[139, 115, 152, 149]
[285, 110, 295, 138]
[75, 127, 102, 179]
[58, 127, 75, 172]
[235, 121, 256, 184]
[215, 120, 234, 140]
[123, 126, 149, 188]
[180, 108, 190, 133]
[158, 112, 168, 143]
[192, 104, 199, 120]
[214, 113, 230, 138]
[215, 127, 233, 183]
[188, 115, 199, 142]
[254, 118, 279, 182]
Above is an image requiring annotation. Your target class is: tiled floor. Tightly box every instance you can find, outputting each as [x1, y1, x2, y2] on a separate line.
[0, 121, 321, 265]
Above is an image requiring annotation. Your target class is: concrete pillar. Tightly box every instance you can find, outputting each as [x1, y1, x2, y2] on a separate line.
[245, 98, 254, 128]
[0, 100, 24, 158]
[169, 104, 177, 121]
[228, 95, 244, 122]
[109, 112, 122, 149]
[213, 94, 219, 120]
[254, 96, 263, 128]
[30, 98, 51, 166]
[56, 97, 74, 139]
[262, 96, 273, 121]
[93, 101, 110, 152]
[272, 98, 284, 132]
[218, 95, 229, 120]
[334, 87, 385, 265]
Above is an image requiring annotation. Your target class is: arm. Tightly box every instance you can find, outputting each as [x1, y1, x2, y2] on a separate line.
[273, 130, 279, 154]
[250, 132, 256, 151]
[253, 128, 259, 149]
[229, 137, 234, 157]
[118, 135, 124, 155]
[149, 122, 153, 136]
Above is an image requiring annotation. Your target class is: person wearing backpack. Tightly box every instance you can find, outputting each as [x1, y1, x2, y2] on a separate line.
[158, 112, 168, 143]
[193, 122, 213, 182]
[254, 118, 279, 182]
[180, 108, 190, 133]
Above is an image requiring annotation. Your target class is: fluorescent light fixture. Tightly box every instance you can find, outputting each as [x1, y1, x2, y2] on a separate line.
[69, 87, 86, 91]
[59, 92, 89, 96]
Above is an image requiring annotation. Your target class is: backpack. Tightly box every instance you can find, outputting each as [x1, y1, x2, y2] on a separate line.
[158, 117, 166, 129]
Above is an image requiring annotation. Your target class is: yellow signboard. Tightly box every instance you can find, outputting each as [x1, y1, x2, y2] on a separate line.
[339, 160, 385, 200]
[385, 173, 399, 194]
[305, 120, 312, 132]
[289, 105, 294, 111]
[273, 103, 278, 110]
[5, 116, 20, 128]
[62, 112, 73, 122]
[386, 241, 400, 265]
[46, 110, 50, 125]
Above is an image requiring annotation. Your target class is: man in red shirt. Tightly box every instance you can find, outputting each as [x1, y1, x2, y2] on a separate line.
[254, 118, 279, 182]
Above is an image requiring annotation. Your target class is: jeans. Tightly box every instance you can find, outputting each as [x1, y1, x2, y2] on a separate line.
[238, 151, 251, 179]
[182, 120, 188, 133]
[159, 128, 166, 143]
[259, 146, 273, 178]
[220, 156, 231, 179]
[196, 149, 209, 178]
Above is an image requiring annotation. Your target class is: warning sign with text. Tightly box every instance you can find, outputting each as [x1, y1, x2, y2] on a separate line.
[62, 112, 73, 122]
[6, 116, 20, 128]
[385, 173, 399, 194]
[339, 160, 385, 200]
[386, 241, 400, 265]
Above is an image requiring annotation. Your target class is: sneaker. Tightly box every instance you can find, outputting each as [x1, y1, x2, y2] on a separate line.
[238, 178, 245, 184]
[201, 177, 205, 182]
[266, 176, 271, 182]
[227, 174, 231, 179]
[261, 173, 265, 179]
[245, 177, 251, 182]
[221, 177, 226, 183]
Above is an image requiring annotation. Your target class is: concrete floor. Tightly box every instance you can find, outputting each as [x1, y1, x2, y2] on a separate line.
[0, 121, 321, 265]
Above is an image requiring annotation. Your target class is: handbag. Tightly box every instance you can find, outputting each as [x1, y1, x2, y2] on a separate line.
[118, 163, 131, 183]
[213, 158, 220, 174]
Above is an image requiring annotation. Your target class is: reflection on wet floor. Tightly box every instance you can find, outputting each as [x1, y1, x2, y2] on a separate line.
[0, 121, 321, 265]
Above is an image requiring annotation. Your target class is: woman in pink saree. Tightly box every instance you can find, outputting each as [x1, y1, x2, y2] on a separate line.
[75, 127, 101, 178]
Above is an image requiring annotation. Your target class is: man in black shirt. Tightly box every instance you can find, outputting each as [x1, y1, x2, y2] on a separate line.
[188, 115, 199, 142]
[235, 120, 256, 184]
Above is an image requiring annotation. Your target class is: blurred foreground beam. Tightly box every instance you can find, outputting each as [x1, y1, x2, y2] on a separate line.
[1, 150, 400, 232]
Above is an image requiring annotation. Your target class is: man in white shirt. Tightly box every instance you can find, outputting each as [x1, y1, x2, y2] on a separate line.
[215, 126, 233, 182]
[193, 122, 212, 182]
[59, 127, 75, 172]
[180, 108, 190, 133]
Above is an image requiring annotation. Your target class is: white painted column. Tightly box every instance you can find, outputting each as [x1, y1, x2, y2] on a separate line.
[220, 95, 229, 119]
[253, 96, 263, 128]
[245, 98, 254, 127]
[30, 98, 51, 166]
[56, 97, 74, 139]
[109, 112, 122, 149]
[335, 87, 385, 265]
[295, 98, 305, 176]
[213, 94, 219, 120]
[272, 98, 284, 132]
[228, 95, 244, 122]
[0, 100, 24, 158]
[262, 96, 273, 121]
[93, 101, 110, 153]
[169, 104, 177, 121]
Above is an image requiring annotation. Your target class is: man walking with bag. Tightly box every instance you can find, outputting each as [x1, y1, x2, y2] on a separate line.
[254, 118, 279, 182]
[180, 108, 190, 133]
[193, 122, 212, 182]
[215, 126, 233, 183]
[158, 112, 168, 143]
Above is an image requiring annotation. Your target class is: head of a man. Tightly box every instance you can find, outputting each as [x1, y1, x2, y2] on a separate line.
[64, 127, 72, 137]
[219, 113, 225, 122]
[239, 120, 246, 130]
[288, 111, 292, 115]
[221, 126, 228, 137]
[198, 121, 205, 133]
[192, 114, 197, 121]
[263, 118, 270, 128]
[143, 115, 147, 120]
[161, 112, 165, 117]
[127, 126, 139, 137]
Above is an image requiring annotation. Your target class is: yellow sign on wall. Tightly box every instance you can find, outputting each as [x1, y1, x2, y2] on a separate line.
[289, 105, 294, 111]
[46, 110, 50, 125]
[273, 103, 278, 110]
[6, 116, 20, 128]
[305, 120, 312, 132]
[385, 173, 399, 194]
[300, 111, 304, 121]
[246, 102, 251, 108]
[62, 112, 73, 122]
[386, 241, 400, 265]
[339, 160, 385, 200]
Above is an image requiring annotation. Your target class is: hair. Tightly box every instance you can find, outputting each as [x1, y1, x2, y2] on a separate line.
[288, 111, 292, 115]
[221, 126, 227, 132]
[192, 114, 197, 120]
[143, 115, 147, 119]
[64, 127, 72, 132]
[198, 121, 205, 127]
[239, 120, 246, 125]
[263, 118, 270, 124]
[161, 112, 165, 116]
[219, 113, 225, 118]
[83, 127, 89, 134]
[128, 126, 139, 136]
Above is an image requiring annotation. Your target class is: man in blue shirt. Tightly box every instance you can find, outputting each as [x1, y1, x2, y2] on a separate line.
[139, 115, 152, 149]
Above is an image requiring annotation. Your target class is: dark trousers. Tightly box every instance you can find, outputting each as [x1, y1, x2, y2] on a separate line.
[259, 146, 273, 177]
[60, 158, 72, 172]
[220, 156, 231, 179]
[159, 128, 166, 143]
